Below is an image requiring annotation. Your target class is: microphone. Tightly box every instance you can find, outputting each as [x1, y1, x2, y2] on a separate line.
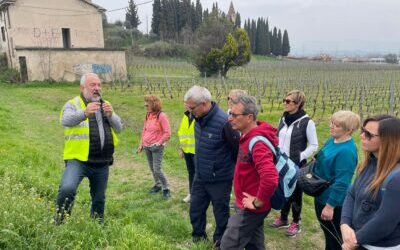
[99, 95, 106, 117]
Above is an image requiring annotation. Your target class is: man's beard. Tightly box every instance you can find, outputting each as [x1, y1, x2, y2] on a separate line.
[83, 90, 101, 102]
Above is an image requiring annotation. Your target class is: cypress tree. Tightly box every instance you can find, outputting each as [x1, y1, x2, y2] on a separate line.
[125, 0, 141, 29]
[151, 0, 161, 37]
[255, 18, 264, 54]
[159, 0, 167, 40]
[272, 27, 278, 56]
[277, 29, 282, 56]
[203, 8, 209, 20]
[265, 18, 270, 55]
[172, 0, 180, 39]
[191, 2, 196, 31]
[195, 0, 203, 30]
[235, 12, 241, 28]
[282, 29, 290, 56]
[250, 20, 257, 54]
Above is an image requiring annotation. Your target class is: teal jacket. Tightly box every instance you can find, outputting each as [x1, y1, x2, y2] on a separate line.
[314, 137, 358, 207]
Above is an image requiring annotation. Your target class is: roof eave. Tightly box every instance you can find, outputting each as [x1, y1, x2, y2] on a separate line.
[0, 1, 105, 12]
[82, 1, 106, 12]
[0, 0, 16, 10]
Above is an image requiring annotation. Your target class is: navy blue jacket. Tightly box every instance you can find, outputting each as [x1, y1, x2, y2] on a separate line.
[194, 102, 239, 183]
[341, 156, 400, 247]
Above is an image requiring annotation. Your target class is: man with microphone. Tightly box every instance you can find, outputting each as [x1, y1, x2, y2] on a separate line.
[55, 72, 122, 224]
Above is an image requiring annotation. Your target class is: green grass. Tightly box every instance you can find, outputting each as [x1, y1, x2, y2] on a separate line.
[0, 82, 331, 249]
[2, 56, 395, 249]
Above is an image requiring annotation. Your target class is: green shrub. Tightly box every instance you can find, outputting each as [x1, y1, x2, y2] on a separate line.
[0, 68, 21, 83]
[0, 53, 7, 70]
[144, 41, 194, 59]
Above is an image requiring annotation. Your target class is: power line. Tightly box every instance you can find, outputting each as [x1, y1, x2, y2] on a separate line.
[106, 0, 154, 13]
[14, 1, 154, 17]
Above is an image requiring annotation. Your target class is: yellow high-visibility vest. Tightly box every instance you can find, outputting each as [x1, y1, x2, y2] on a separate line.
[177, 114, 195, 154]
[61, 96, 119, 161]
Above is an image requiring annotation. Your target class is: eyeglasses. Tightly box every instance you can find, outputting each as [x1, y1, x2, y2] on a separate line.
[228, 111, 248, 118]
[361, 127, 379, 140]
[186, 103, 201, 111]
[283, 98, 297, 104]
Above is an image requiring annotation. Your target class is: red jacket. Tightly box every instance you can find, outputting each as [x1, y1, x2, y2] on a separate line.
[234, 121, 279, 213]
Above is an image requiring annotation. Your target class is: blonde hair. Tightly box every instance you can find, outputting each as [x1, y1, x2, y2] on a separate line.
[331, 110, 361, 134]
[229, 89, 248, 102]
[286, 90, 306, 110]
[357, 115, 400, 198]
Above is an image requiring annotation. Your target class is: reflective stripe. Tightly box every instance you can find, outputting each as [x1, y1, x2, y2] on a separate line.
[75, 122, 89, 128]
[64, 134, 90, 141]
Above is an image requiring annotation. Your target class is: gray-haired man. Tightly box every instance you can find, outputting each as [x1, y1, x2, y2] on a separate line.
[55, 73, 122, 224]
[184, 85, 240, 248]
[221, 95, 278, 250]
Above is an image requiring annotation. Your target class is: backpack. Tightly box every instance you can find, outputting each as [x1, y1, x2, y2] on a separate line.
[248, 136, 300, 210]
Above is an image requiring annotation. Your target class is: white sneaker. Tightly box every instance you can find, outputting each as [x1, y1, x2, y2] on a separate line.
[183, 194, 191, 203]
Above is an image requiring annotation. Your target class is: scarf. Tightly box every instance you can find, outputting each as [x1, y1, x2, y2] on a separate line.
[283, 109, 306, 127]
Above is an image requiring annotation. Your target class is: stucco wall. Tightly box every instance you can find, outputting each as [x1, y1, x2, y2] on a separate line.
[15, 49, 127, 82]
[7, 0, 104, 49]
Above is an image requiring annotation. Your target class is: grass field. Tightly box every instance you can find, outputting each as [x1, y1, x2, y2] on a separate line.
[0, 57, 398, 249]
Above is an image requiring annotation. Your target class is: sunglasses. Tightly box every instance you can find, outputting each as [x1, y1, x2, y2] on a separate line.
[283, 98, 297, 104]
[228, 111, 248, 118]
[361, 127, 379, 140]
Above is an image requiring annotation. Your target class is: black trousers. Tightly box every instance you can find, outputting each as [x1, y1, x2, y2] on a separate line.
[280, 182, 303, 223]
[183, 153, 195, 193]
[190, 178, 232, 243]
[314, 201, 343, 250]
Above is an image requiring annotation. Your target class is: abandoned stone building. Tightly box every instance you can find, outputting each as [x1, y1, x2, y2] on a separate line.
[0, 0, 127, 81]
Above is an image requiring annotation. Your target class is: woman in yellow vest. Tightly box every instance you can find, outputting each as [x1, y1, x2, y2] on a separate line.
[178, 110, 196, 203]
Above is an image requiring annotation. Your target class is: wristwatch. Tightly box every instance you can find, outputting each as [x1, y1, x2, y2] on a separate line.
[252, 199, 261, 209]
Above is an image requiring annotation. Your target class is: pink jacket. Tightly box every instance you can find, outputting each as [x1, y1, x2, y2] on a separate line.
[140, 112, 171, 147]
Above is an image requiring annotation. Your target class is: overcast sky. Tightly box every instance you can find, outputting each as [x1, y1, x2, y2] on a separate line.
[93, 0, 400, 56]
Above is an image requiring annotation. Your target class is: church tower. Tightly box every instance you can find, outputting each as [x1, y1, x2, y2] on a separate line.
[227, 1, 236, 23]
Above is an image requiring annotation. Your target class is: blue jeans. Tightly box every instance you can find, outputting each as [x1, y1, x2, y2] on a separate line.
[144, 145, 169, 190]
[55, 160, 109, 222]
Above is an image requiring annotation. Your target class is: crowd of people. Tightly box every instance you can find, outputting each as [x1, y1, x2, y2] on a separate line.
[55, 73, 400, 250]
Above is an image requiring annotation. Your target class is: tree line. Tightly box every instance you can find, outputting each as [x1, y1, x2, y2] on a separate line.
[151, 0, 203, 43]
[244, 18, 290, 56]
[120, 0, 290, 77]
[147, 0, 290, 55]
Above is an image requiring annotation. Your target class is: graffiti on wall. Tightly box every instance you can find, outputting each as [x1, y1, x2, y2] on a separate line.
[92, 64, 112, 74]
[73, 64, 112, 75]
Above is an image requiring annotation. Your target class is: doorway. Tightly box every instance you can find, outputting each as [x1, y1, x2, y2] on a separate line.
[62, 28, 71, 49]
[19, 56, 28, 82]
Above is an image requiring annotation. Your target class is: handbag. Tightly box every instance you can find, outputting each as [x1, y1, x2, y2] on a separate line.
[298, 159, 330, 197]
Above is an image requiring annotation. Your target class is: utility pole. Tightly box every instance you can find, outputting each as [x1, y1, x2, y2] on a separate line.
[146, 15, 149, 38]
